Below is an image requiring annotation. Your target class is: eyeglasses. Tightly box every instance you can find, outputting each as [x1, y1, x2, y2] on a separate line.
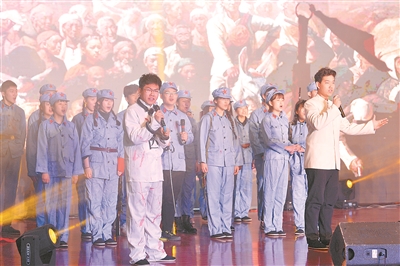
[144, 88, 160, 94]
[163, 92, 178, 96]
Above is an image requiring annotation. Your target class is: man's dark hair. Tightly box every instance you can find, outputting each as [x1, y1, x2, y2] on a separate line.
[123, 84, 140, 97]
[1, 80, 17, 92]
[314, 67, 336, 83]
[138, 73, 162, 89]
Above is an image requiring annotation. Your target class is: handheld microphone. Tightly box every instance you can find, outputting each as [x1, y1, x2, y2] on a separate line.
[333, 95, 345, 118]
[180, 119, 185, 133]
[338, 106, 345, 118]
[153, 105, 167, 131]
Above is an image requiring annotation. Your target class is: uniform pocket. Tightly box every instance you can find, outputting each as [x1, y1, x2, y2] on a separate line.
[210, 123, 220, 132]
[90, 151, 103, 163]
[208, 146, 220, 153]
[11, 115, 21, 131]
[48, 130, 60, 161]
[67, 132, 75, 161]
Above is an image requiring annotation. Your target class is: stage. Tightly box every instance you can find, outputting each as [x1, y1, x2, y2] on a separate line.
[1, 205, 399, 265]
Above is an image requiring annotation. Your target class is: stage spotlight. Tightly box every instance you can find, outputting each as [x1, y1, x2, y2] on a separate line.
[335, 179, 357, 209]
[346, 179, 353, 189]
[16, 224, 59, 266]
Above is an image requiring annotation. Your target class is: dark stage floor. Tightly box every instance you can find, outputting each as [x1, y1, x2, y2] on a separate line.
[1, 205, 399, 265]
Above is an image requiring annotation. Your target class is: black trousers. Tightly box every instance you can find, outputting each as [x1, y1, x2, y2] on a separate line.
[162, 170, 185, 232]
[0, 149, 21, 227]
[305, 169, 339, 241]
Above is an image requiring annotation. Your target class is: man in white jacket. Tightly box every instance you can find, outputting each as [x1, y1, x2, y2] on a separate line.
[304, 67, 388, 250]
[124, 73, 175, 265]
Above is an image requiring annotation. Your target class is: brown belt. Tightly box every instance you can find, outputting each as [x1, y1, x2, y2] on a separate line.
[90, 147, 118, 153]
[0, 134, 15, 140]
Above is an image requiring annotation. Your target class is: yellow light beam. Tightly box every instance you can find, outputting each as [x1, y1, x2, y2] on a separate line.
[353, 159, 400, 184]
[0, 181, 85, 226]
[57, 220, 87, 236]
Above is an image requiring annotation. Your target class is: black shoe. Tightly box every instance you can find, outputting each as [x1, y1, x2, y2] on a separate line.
[149, 255, 176, 263]
[93, 238, 105, 246]
[105, 238, 117, 246]
[175, 217, 184, 233]
[234, 217, 242, 223]
[160, 231, 181, 241]
[81, 232, 92, 239]
[211, 234, 226, 242]
[211, 233, 225, 239]
[241, 216, 252, 223]
[182, 215, 197, 234]
[277, 231, 286, 237]
[59, 241, 68, 248]
[1, 225, 20, 235]
[307, 239, 328, 250]
[132, 258, 150, 265]
[230, 226, 235, 231]
[223, 232, 233, 238]
[295, 229, 305, 235]
[265, 231, 280, 237]
[321, 239, 330, 246]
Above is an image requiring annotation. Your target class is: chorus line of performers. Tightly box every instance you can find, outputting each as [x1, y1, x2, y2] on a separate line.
[0, 67, 387, 265]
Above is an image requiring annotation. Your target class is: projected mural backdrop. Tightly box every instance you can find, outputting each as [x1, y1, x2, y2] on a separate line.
[1, 0, 399, 204]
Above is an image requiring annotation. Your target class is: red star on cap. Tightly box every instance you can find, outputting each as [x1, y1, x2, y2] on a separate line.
[239, 100, 243, 104]
[168, 82, 174, 86]
[109, 91, 113, 96]
[222, 89, 227, 94]
[92, 89, 97, 93]
[60, 92, 65, 97]
[184, 90, 188, 94]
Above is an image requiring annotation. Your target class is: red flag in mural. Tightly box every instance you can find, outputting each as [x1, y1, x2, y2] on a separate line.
[311, 5, 390, 72]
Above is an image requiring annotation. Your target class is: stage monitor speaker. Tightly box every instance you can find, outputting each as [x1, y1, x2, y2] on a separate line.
[330, 222, 400, 265]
